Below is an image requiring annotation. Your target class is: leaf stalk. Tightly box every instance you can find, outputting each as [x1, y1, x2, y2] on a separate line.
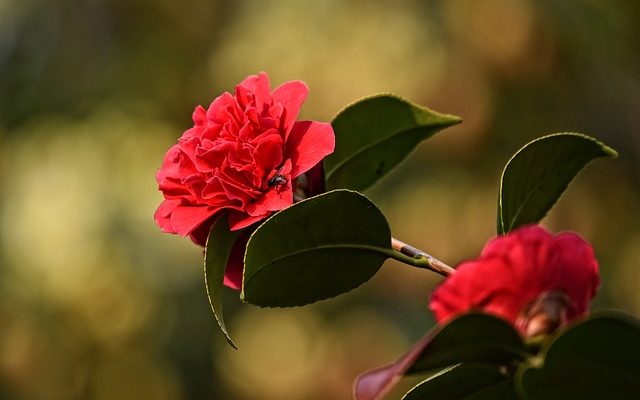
[391, 238, 455, 277]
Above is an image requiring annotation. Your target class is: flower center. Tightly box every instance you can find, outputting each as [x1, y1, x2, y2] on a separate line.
[516, 291, 572, 337]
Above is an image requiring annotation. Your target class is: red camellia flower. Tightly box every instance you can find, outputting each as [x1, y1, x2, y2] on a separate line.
[430, 225, 600, 337]
[154, 73, 335, 288]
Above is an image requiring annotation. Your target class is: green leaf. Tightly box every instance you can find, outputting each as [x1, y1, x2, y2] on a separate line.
[516, 312, 640, 400]
[324, 94, 462, 192]
[204, 215, 241, 349]
[408, 313, 528, 373]
[497, 133, 617, 234]
[353, 314, 527, 400]
[242, 189, 392, 307]
[402, 364, 517, 400]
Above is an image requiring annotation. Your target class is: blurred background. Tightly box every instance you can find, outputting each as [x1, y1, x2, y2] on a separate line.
[1, 0, 639, 399]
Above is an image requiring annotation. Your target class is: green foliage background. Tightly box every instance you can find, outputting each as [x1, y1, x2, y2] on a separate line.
[1, 1, 639, 399]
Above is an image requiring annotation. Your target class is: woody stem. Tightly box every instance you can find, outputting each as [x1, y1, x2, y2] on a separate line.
[391, 237, 455, 277]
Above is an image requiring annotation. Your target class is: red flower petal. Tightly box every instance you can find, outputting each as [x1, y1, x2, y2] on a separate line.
[546, 232, 600, 315]
[169, 204, 220, 237]
[254, 132, 284, 171]
[154, 199, 183, 233]
[246, 183, 293, 215]
[222, 232, 251, 290]
[286, 121, 335, 177]
[228, 211, 266, 231]
[192, 105, 207, 126]
[272, 80, 309, 136]
[188, 215, 217, 247]
[156, 146, 183, 183]
[236, 72, 271, 110]
[206, 92, 239, 124]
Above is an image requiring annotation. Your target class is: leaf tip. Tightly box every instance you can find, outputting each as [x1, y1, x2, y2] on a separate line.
[414, 105, 462, 127]
[602, 144, 619, 159]
[445, 114, 463, 126]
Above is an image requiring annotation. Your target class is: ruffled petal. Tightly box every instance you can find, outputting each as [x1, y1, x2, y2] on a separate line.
[154, 199, 183, 233]
[237, 72, 271, 110]
[222, 232, 251, 290]
[192, 105, 207, 126]
[227, 210, 266, 231]
[253, 132, 284, 171]
[169, 204, 220, 237]
[188, 215, 217, 247]
[548, 232, 600, 317]
[156, 145, 182, 182]
[207, 92, 235, 122]
[272, 80, 309, 136]
[286, 121, 335, 177]
[246, 183, 293, 215]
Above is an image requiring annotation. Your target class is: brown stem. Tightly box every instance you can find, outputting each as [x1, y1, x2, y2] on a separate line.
[391, 237, 455, 277]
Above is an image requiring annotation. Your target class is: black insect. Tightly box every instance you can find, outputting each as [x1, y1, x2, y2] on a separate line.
[267, 173, 287, 187]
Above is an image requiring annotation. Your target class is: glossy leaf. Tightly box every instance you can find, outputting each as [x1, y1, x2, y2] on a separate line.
[497, 133, 617, 234]
[242, 189, 391, 307]
[204, 215, 241, 349]
[354, 313, 527, 400]
[517, 312, 640, 399]
[408, 313, 528, 373]
[325, 94, 461, 191]
[402, 364, 517, 400]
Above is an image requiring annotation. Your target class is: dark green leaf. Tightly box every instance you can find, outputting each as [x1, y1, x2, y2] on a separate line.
[325, 94, 461, 191]
[402, 364, 517, 400]
[354, 314, 527, 400]
[408, 313, 528, 373]
[517, 311, 640, 400]
[242, 189, 391, 307]
[204, 215, 241, 349]
[497, 133, 617, 234]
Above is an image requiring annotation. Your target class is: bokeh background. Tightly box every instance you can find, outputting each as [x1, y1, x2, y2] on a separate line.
[1, 0, 639, 399]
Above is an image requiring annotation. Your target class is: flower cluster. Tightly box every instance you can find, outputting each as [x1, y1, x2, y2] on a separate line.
[152, 73, 619, 400]
[153, 74, 601, 335]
